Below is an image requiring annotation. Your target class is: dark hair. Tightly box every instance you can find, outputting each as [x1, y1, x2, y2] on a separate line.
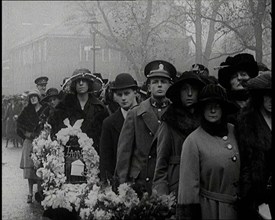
[70, 78, 94, 94]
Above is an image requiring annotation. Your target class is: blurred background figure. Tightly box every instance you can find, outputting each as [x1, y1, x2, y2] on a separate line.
[235, 72, 273, 220]
[34, 76, 49, 99]
[17, 89, 49, 204]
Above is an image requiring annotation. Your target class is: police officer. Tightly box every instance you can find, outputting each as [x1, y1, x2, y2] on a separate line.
[115, 60, 176, 195]
[34, 76, 49, 99]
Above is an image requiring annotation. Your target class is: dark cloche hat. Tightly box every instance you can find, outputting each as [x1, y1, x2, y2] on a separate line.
[218, 53, 259, 89]
[34, 76, 48, 85]
[144, 60, 177, 81]
[166, 71, 206, 103]
[41, 88, 60, 102]
[111, 73, 138, 90]
[245, 71, 272, 95]
[198, 84, 239, 114]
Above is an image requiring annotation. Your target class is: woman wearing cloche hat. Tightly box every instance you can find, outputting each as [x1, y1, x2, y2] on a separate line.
[17, 89, 49, 203]
[48, 68, 109, 153]
[153, 71, 205, 198]
[177, 84, 240, 220]
[235, 72, 273, 220]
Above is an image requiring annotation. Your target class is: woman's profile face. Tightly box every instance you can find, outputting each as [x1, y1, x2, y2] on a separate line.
[263, 95, 272, 113]
[203, 101, 222, 123]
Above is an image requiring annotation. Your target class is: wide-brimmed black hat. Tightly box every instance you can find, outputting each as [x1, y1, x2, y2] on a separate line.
[41, 88, 61, 102]
[218, 53, 259, 90]
[110, 73, 138, 90]
[166, 71, 206, 103]
[245, 71, 272, 95]
[144, 60, 177, 81]
[197, 84, 239, 114]
[34, 76, 48, 85]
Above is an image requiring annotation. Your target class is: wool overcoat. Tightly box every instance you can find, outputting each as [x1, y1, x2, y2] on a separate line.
[99, 108, 124, 182]
[178, 124, 240, 220]
[115, 98, 168, 193]
[48, 94, 109, 153]
[152, 105, 200, 197]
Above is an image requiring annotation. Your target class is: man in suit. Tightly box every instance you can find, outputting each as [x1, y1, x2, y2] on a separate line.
[115, 60, 177, 195]
[99, 73, 138, 183]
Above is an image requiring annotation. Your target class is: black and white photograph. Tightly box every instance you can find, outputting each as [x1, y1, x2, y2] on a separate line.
[2, 0, 272, 219]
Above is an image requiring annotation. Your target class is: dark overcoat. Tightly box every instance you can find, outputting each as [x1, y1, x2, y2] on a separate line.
[115, 98, 168, 194]
[99, 108, 124, 182]
[152, 105, 200, 196]
[235, 109, 273, 219]
[48, 94, 109, 153]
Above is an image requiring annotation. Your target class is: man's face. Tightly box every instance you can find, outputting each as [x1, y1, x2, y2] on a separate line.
[75, 79, 89, 94]
[114, 88, 137, 110]
[37, 84, 47, 95]
[230, 71, 250, 91]
[148, 77, 171, 99]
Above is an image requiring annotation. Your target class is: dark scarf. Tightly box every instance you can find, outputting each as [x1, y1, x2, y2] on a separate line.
[200, 116, 228, 137]
[228, 89, 250, 101]
[162, 104, 201, 135]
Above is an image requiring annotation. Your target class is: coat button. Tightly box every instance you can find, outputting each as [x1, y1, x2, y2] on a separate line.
[232, 156, 237, 162]
[227, 144, 233, 150]
[148, 155, 152, 159]
[158, 120, 161, 124]
[222, 136, 228, 141]
[149, 132, 153, 136]
[146, 177, 150, 182]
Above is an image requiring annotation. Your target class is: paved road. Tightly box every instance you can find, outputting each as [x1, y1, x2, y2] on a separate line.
[2, 138, 44, 220]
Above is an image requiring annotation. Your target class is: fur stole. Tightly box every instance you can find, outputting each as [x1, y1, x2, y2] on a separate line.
[161, 104, 201, 137]
[17, 104, 48, 138]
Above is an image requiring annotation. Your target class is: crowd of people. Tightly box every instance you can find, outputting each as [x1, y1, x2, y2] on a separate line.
[2, 52, 272, 220]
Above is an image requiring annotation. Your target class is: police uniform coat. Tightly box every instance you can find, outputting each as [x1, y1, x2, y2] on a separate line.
[115, 98, 168, 193]
[99, 108, 125, 182]
[178, 124, 240, 219]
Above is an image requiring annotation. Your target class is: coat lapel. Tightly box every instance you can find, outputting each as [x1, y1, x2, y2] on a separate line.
[111, 109, 125, 133]
[137, 99, 159, 134]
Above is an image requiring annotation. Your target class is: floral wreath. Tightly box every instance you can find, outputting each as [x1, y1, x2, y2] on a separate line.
[31, 119, 176, 219]
[32, 118, 99, 211]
